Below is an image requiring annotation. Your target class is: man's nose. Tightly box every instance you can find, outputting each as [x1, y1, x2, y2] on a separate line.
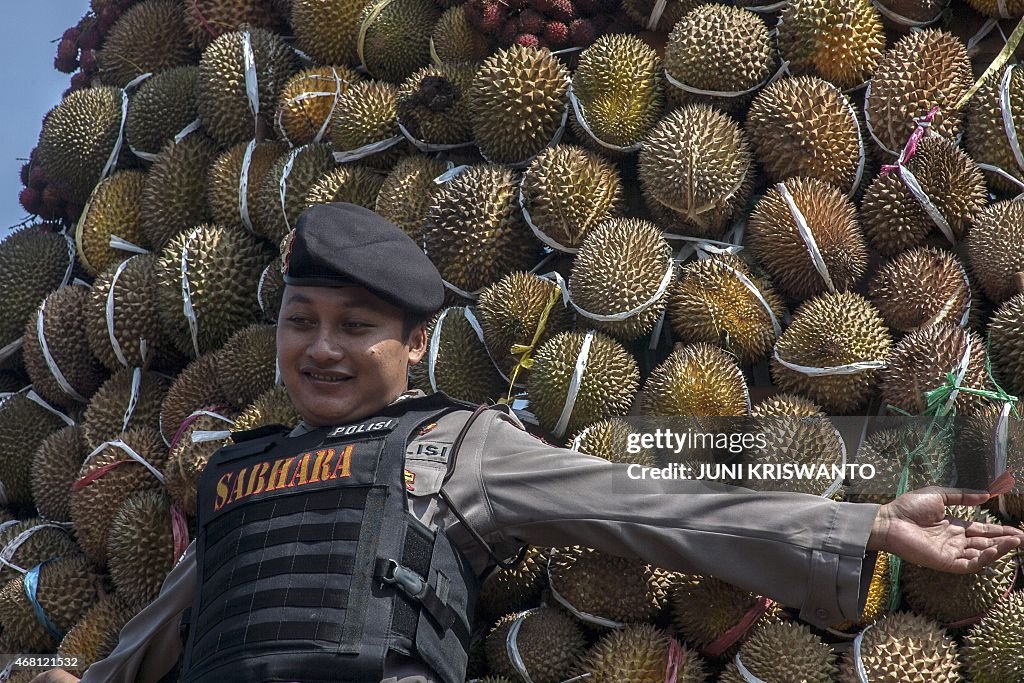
[308, 328, 344, 361]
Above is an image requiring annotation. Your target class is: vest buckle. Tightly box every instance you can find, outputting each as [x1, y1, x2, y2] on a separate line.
[379, 558, 428, 600]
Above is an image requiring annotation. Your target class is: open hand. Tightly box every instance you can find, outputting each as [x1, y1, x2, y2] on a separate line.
[867, 487, 1024, 573]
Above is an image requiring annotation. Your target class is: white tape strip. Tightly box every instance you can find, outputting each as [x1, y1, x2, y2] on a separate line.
[108, 235, 149, 255]
[180, 227, 202, 357]
[100, 87, 131, 180]
[36, 299, 86, 402]
[121, 366, 142, 432]
[460, 306, 519, 388]
[998, 0, 1012, 19]
[853, 624, 874, 683]
[396, 119, 475, 153]
[239, 139, 257, 233]
[665, 232, 744, 262]
[85, 438, 166, 485]
[742, 0, 789, 10]
[897, 164, 958, 246]
[25, 389, 75, 426]
[441, 279, 484, 300]
[129, 144, 159, 162]
[710, 258, 783, 338]
[977, 162, 1024, 191]
[734, 652, 767, 683]
[426, 307, 450, 393]
[242, 31, 260, 137]
[773, 348, 887, 376]
[994, 401, 1012, 482]
[664, 60, 790, 99]
[569, 424, 591, 452]
[871, 0, 942, 27]
[821, 422, 848, 499]
[999, 65, 1024, 176]
[862, 80, 901, 158]
[506, 608, 541, 683]
[968, 18, 1000, 51]
[433, 164, 469, 184]
[0, 523, 72, 575]
[570, 263, 674, 322]
[777, 182, 836, 292]
[552, 330, 595, 438]
[189, 409, 235, 425]
[279, 147, 302, 234]
[0, 338, 22, 363]
[940, 333, 974, 415]
[518, 182, 578, 253]
[173, 118, 202, 144]
[566, 85, 642, 153]
[332, 135, 403, 163]
[257, 262, 274, 317]
[191, 430, 232, 443]
[546, 550, 625, 629]
[106, 258, 132, 367]
[834, 84, 868, 198]
[646, 0, 667, 29]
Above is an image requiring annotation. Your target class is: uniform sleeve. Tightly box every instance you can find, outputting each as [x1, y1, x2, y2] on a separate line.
[81, 541, 197, 683]
[464, 413, 879, 629]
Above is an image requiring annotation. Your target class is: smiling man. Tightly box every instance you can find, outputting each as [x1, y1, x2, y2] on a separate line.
[34, 203, 1024, 683]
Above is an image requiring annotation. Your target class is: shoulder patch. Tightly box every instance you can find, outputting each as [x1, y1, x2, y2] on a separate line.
[407, 440, 452, 462]
[229, 423, 292, 443]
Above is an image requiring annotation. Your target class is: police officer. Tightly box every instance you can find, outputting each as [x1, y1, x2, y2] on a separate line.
[33, 203, 1024, 683]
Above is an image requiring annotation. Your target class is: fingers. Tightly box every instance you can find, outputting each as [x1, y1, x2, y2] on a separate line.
[946, 538, 1022, 574]
[961, 520, 1024, 539]
[913, 486, 992, 507]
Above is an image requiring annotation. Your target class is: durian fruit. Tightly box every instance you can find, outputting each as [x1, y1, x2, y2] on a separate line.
[639, 344, 749, 417]
[576, 624, 707, 682]
[106, 490, 176, 611]
[957, 404, 1024, 507]
[880, 323, 992, 416]
[139, 132, 220, 250]
[663, 5, 774, 112]
[902, 505, 1018, 624]
[469, 45, 570, 165]
[207, 140, 288, 235]
[291, 0, 364, 66]
[965, 65, 1024, 194]
[873, 0, 945, 28]
[254, 143, 336, 243]
[409, 307, 507, 404]
[196, 27, 300, 146]
[990, 293, 1024, 396]
[184, 0, 286, 50]
[259, 250, 286, 324]
[864, 29, 972, 157]
[216, 324, 277, 408]
[846, 424, 956, 503]
[962, 591, 1024, 683]
[746, 76, 864, 193]
[770, 292, 893, 414]
[422, 165, 540, 295]
[548, 547, 667, 624]
[57, 594, 136, 675]
[719, 622, 837, 683]
[0, 518, 79, 587]
[357, 0, 440, 83]
[869, 247, 972, 333]
[746, 177, 868, 301]
[231, 384, 300, 432]
[527, 331, 639, 437]
[275, 66, 362, 147]
[569, 418, 657, 466]
[30, 426, 86, 523]
[155, 223, 275, 357]
[966, 199, 1024, 304]
[305, 165, 385, 210]
[36, 86, 125, 205]
[839, 612, 961, 682]
[776, 0, 885, 89]
[831, 551, 891, 631]
[75, 170, 148, 276]
[639, 104, 753, 239]
[97, 0, 197, 87]
[476, 273, 574, 379]
[860, 136, 986, 257]
[374, 156, 448, 241]
[476, 546, 549, 626]
[396, 62, 476, 146]
[667, 255, 786, 366]
[166, 410, 233, 517]
[0, 226, 74, 354]
[81, 369, 170, 450]
[670, 575, 781, 656]
[160, 353, 230, 444]
[485, 607, 586, 683]
[430, 6, 492, 64]
[70, 426, 168, 565]
[570, 34, 664, 150]
[0, 393, 68, 508]
[971, 0, 1024, 15]
[621, 0, 701, 32]
[22, 286, 108, 410]
[328, 81, 403, 171]
[520, 145, 623, 252]
[0, 555, 102, 653]
[569, 218, 671, 341]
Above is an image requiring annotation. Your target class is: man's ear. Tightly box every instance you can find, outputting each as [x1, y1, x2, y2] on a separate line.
[407, 323, 428, 365]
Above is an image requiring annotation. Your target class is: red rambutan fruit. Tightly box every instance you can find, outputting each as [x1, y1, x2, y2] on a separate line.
[515, 33, 541, 48]
[19, 187, 42, 215]
[568, 18, 597, 46]
[543, 20, 570, 47]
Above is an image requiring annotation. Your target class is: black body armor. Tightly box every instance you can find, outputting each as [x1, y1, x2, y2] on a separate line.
[181, 394, 478, 683]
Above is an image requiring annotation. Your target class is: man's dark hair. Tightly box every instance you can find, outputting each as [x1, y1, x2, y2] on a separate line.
[401, 311, 430, 341]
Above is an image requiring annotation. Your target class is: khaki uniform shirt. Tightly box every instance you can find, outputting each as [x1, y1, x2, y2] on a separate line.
[82, 391, 879, 682]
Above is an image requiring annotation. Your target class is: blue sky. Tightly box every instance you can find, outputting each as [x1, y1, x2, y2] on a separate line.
[0, 2, 91, 234]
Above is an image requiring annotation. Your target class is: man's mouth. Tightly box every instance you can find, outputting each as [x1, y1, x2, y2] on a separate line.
[303, 370, 353, 383]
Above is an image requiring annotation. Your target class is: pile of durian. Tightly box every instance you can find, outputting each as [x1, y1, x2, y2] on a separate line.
[2, 0, 1024, 680]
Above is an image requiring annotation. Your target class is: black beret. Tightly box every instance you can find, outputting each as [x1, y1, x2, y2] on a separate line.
[283, 203, 444, 315]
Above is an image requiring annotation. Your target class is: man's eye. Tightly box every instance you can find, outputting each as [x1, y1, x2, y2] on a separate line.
[288, 316, 314, 326]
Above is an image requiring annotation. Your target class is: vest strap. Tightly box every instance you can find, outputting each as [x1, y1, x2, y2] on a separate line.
[374, 557, 470, 649]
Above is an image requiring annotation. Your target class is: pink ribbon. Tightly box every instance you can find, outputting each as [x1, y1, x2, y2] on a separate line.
[72, 459, 131, 491]
[880, 105, 940, 177]
[702, 596, 773, 658]
[664, 636, 685, 683]
[169, 404, 232, 451]
[170, 503, 190, 560]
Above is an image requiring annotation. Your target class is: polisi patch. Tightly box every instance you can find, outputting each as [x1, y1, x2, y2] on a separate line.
[328, 418, 398, 439]
[407, 440, 451, 461]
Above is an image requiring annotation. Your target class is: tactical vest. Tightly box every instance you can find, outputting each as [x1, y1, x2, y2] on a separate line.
[181, 394, 479, 683]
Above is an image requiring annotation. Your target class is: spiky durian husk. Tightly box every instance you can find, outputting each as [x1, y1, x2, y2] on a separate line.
[668, 255, 785, 365]
[957, 404, 1024, 511]
[621, 0, 701, 32]
[184, 0, 286, 50]
[873, 0, 944, 27]
[0, 394, 68, 508]
[166, 411, 233, 517]
[575, 623, 706, 683]
[254, 143, 336, 243]
[275, 66, 362, 146]
[207, 140, 287, 235]
[475, 272, 573, 378]
[865, 29, 971, 158]
[476, 546, 549, 626]
[106, 490, 176, 611]
[485, 607, 586, 683]
[965, 65, 1024, 193]
[22, 285, 108, 410]
[845, 424, 956, 503]
[776, 0, 884, 89]
[966, 199, 1024, 304]
[520, 145, 622, 251]
[70, 426, 168, 565]
[155, 223, 274, 358]
[669, 574, 781, 655]
[639, 104, 753, 240]
[771, 292, 893, 413]
[36, 86, 124, 205]
[215, 324, 277, 409]
[231, 385, 300, 432]
[719, 622, 837, 683]
[868, 247, 972, 333]
[968, 0, 1024, 17]
[396, 62, 476, 146]
[639, 343, 749, 417]
[571, 34, 663, 150]
[430, 6, 491, 63]
[664, 5, 774, 112]
[839, 612, 961, 682]
[30, 426, 86, 523]
[527, 330, 639, 437]
[548, 547, 666, 624]
[76, 171, 148, 277]
[81, 369, 169, 451]
[139, 132, 219, 250]
[126, 66, 199, 160]
[746, 76, 863, 193]
[357, 0, 440, 83]
[990, 293, 1024, 397]
[861, 136, 986, 257]
[570, 417, 657, 466]
[305, 165, 385, 210]
[423, 165, 540, 295]
[962, 591, 1024, 683]
[0, 226, 73, 352]
[747, 176, 868, 301]
[469, 45, 570, 165]
[328, 81, 403, 171]
[57, 594, 137, 674]
[97, 0, 197, 87]
[374, 156, 448, 242]
[160, 353, 230, 444]
[196, 27, 299, 146]
[258, 252, 285, 323]
[291, 0, 363, 65]
[831, 551, 892, 631]
[0, 518, 79, 588]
